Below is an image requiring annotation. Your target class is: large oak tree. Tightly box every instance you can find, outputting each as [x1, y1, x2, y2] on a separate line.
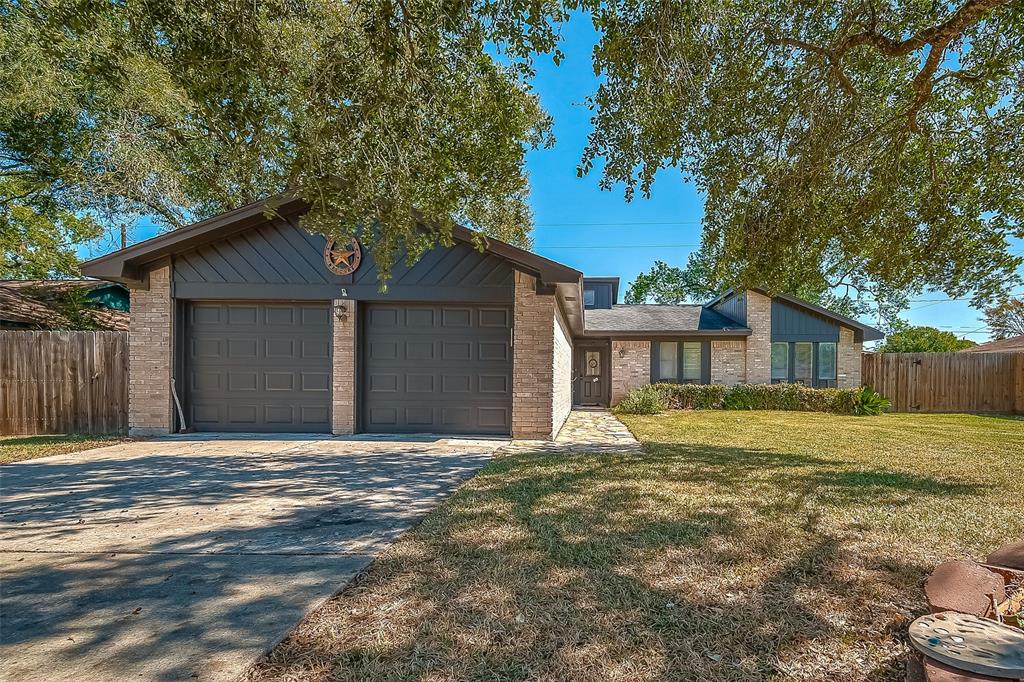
[2, 0, 1021, 299]
[583, 0, 1023, 309]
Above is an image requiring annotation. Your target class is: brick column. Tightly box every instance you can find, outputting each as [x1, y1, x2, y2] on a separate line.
[512, 271, 556, 439]
[837, 327, 862, 388]
[745, 291, 772, 384]
[710, 339, 747, 385]
[331, 299, 357, 435]
[128, 262, 173, 436]
[610, 340, 650, 404]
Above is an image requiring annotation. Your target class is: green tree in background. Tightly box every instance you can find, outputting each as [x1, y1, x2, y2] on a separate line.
[878, 324, 976, 353]
[983, 298, 1024, 338]
[1, 177, 102, 278]
[624, 252, 909, 324]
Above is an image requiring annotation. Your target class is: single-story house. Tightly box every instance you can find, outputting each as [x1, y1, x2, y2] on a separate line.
[0, 279, 130, 330]
[959, 335, 1024, 353]
[80, 197, 883, 438]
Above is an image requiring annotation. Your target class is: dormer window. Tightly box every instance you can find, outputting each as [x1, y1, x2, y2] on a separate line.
[583, 288, 596, 308]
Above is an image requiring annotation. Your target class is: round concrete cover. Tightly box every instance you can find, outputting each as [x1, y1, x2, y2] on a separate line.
[909, 612, 1024, 678]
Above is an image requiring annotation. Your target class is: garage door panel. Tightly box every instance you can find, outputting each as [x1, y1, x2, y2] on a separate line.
[227, 305, 258, 325]
[184, 301, 331, 432]
[363, 303, 512, 434]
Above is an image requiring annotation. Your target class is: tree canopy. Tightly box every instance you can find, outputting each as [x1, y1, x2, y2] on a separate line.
[0, 177, 102, 278]
[1, 0, 559, 279]
[585, 0, 1023, 310]
[877, 324, 976, 352]
[2, 0, 1021, 298]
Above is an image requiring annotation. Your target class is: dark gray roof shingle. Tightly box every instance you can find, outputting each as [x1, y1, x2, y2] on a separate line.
[583, 305, 750, 334]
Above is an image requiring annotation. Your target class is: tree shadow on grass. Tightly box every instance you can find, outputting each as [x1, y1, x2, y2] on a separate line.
[250, 441, 993, 681]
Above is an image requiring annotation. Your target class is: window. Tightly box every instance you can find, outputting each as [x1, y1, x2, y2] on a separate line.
[583, 288, 596, 308]
[659, 341, 678, 380]
[682, 342, 702, 382]
[771, 342, 788, 381]
[817, 342, 836, 381]
[793, 342, 813, 384]
[585, 350, 601, 376]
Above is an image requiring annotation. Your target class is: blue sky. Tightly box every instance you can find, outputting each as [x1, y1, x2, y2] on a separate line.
[86, 13, 1021, 343]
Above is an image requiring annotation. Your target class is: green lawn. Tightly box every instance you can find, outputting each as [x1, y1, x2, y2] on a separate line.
[250, 412, 1023, 681]
[0, 434, 129, 464]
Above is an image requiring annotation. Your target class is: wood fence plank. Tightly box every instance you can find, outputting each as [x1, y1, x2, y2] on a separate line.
[0, 331, 129, 435]
[861, 351, 1021, 414]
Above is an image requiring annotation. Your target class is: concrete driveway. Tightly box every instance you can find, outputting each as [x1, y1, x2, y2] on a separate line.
[0, 435, 503, 681]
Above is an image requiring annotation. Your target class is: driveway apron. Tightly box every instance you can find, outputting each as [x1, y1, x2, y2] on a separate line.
[0, 435, 501, 681]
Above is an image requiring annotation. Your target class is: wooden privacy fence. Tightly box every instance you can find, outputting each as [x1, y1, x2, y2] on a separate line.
[862, 352, 1024, 414]
[0, 331, 129, 435]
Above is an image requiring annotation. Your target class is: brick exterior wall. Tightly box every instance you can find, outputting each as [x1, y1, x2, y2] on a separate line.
[331, 299, 357, 435]
[745, 290, 772, 384]
[710, 339, 747, 385]
[552, 304, 573, 436]
[128, 261, 173, 436]
[837, 326, 863, 388]
[513, 271, 557, 439]
[610, 340, 651, 405]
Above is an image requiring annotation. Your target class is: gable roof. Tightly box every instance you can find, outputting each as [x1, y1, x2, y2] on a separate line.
[959, 334, 1024, 353]
[583, 304, 750, 336]
[79, 196, 582, 287]
[707, 288, 884, 342]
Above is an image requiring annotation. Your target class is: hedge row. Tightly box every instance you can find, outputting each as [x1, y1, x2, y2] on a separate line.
[614, 382, 890, 416]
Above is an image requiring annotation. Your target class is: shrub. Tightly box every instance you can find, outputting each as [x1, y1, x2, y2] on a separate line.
[720, 383, 862, 414]
[614, 382, 889, 416]
[853, 385, 892, 416]
[652, 382, 728, 410]
[613, 385, 667, 415]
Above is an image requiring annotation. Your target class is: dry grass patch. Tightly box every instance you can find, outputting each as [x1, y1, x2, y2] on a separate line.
[0, 434, 129, 464]
[249, 412, 1023, 681]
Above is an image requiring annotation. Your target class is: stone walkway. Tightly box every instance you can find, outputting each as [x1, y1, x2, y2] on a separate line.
[502, 409, 641, 455]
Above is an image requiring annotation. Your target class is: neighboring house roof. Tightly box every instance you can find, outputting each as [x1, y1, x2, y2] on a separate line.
[706, 287, 885, 342]
[959, 335, 1024, 353]
[583, 304, 751, 336]
[0, 280, 129, 331]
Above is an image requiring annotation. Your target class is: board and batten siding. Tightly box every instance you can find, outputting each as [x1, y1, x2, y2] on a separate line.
[171, 216, 515, 303]
[770, 299, 840, 342]
[711, 291, 747, 325]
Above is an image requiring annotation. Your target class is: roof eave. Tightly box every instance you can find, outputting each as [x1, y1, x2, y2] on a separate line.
[80, 195, 582, 287]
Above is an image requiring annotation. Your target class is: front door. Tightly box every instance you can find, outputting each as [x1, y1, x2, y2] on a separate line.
[574, 344, 609, 407]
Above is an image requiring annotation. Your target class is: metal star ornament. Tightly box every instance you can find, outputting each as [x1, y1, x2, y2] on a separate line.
[324, 237, 362, 275]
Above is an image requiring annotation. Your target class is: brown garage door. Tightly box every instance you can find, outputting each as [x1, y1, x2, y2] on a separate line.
[362, 303, 512, 434]
[183, 301, 332, 432]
